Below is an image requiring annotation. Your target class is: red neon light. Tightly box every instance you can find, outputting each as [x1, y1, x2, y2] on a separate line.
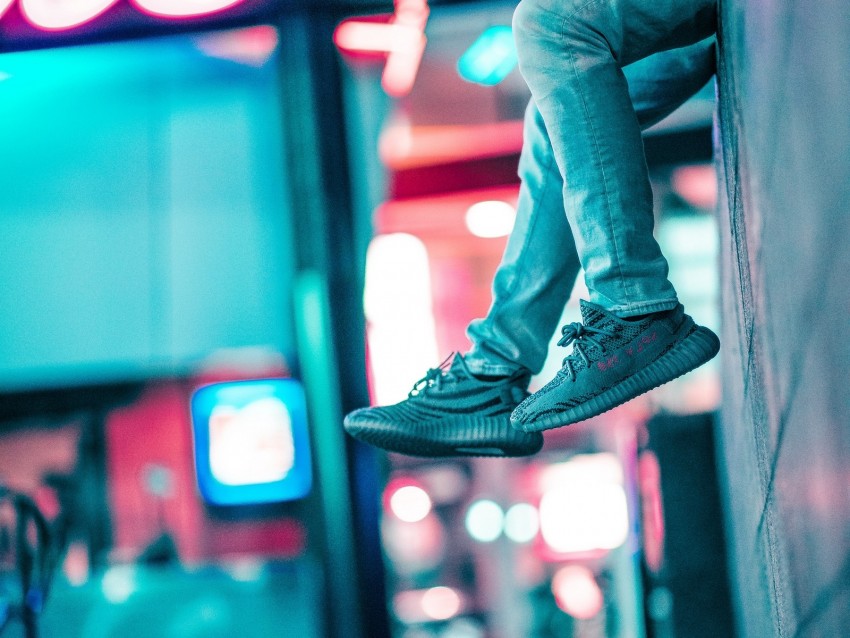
[334, 0, 428, 98]
[638, 450, 665, 574]
[0, 0, 14, 20]
[672, 163, 718, 210]
[379, 121, 524, 170]
[381, 28, 426, 96]
[132, 0, 244, 19]
[193, 24, 278, 66]
[21, 0, 118, 30]
[335, 21, 409, 54]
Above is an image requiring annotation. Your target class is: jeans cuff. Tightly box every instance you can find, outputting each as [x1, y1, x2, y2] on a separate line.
[606, 298, 679, 318]
[462, 353, 525, 378]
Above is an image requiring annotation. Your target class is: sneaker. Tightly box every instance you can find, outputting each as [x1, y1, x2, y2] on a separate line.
[344, 353, 543, 457]
[510, 300, 720, 432]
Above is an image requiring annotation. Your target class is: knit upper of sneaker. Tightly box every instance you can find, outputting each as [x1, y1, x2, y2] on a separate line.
[348, 353, 531, 427]
[559, 300, 647, 376]
[511, 300, 692, 425]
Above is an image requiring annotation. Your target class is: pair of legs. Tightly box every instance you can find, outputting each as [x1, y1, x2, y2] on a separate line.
[466, 0, 717, 379]
[345, 0, 719, 455]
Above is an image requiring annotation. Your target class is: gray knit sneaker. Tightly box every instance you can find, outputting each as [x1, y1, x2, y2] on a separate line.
[344, 353, 543, 457]
[510, 300, 719, 432]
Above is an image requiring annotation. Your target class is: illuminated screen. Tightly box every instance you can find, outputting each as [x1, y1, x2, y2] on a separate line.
[191, 379, 312, 505]
[0, 27, 295, 392]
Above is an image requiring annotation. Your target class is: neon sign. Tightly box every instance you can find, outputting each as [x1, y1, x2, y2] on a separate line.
[19, 0, 117, 30]
[334, 0, 429, 97]
[0, 0, 16, 19]
[132, 0, 245, 19]
[0, 0, 247, 32]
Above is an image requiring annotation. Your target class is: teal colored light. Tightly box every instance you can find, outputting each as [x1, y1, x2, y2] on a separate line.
[457, 25, 517, 86]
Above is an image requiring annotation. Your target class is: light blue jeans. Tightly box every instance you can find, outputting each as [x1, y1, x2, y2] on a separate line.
[465, 0, 716, 377]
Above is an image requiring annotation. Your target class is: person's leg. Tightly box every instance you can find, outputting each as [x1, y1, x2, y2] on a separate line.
[511, 0, 716, 317]
[508, 0, 720, 431]
[463, 98, 579, 377]
[629, 37, 716, 130]
[465, 37, 716, 377]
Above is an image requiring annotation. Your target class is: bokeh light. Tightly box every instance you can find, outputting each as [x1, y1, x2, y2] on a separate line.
[465, 499, 504, 542]
[389, 484, 432, 523]
[393, 586, 463, 624]
[504, 503, 539, 543]
[382, 514, 446, 575]
[457, 25, 517, 86]
[421, 586, 461, 621]
[538, 454, 629, 555]
[539, 483, 629, 554]
[671, 163, 717, 210]
[365, 233, 439, 405]
[101, 565, 136, 604]
[464, 200, 516, 238]
[551, 565, 604, 620]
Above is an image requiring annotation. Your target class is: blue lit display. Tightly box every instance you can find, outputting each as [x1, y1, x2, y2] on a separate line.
[457, 26, 517, 86]
[191, 378, 312, 506]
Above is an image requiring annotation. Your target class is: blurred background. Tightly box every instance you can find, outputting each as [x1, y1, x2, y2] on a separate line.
[0, 0, 847, 637]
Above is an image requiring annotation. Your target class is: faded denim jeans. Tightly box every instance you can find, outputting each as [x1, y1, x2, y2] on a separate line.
[465, 0, 717, 377]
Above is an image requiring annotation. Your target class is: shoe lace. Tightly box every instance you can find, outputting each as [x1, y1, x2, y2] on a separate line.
[558, 322, 616, 381]
[408, 353, 463, 398]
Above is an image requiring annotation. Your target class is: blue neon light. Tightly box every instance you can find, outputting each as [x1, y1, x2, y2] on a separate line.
[457, 26, 517, 86]
[191, 378, 312, 506]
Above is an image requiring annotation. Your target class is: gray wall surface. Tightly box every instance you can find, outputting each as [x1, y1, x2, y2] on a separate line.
[715, 1, 850, 636]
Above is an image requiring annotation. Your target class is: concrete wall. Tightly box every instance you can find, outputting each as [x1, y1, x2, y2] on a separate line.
[715, 1, 850, 636]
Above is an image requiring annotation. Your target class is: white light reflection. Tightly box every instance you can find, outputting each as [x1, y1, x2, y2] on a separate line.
[538, 453, 629, 554]
[389, 485, 432, 523]
[364, 233, 439, 405]
[464, 200, 516, 238]
[101, 565, 136, 604]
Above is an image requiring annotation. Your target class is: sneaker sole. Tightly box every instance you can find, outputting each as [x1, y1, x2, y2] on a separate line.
[344, 413, 543, 458]
[515, 326, 720, 433]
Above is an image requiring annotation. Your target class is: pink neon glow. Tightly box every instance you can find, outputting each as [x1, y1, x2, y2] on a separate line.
[0, 0, 14, 21]
[421, 586, 461, 621]
[132, 0, 245, 19]
[382, 0, 428, 97]
[21, 0, 118, 31]
[334, 21, 411, 54]
[672, 163, 718, 210]
[552, 565, 604, 620]
[334, 0, 429, 97]
[194, 25, 279, 67]
[379, 120, 524, 170]
[639, 451, 665, 574]
[383, 476, 426, 515]
[381, 33, 426, 96]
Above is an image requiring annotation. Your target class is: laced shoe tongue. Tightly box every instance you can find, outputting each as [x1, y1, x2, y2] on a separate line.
[579, 300, 614, 327]
[448, 353, 472, 377]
